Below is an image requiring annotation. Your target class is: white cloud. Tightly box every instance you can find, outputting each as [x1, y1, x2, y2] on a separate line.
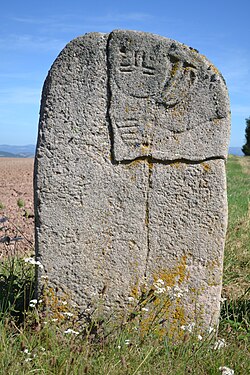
[9, 12, 153, 35]
[214, 50, 250, 96]
[10, 15, 84, 34]
[0, 72, 37, 80]
[87, 12, 153, 22]
[0, 87, 41, 105]
[12, 12, 152, 25]
[0, 11, 154, 53]
[11, 16, 49, 25]
[231, 105, 250, 116]
[0, 34, 66, 52]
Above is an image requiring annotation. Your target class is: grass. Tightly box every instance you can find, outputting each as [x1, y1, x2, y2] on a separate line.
[0, 155, 249, 374]
[223, 155, 250, 298]
[17, 198, 25, 209]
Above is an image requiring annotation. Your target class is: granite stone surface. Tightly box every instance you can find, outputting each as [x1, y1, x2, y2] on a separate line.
[34, 30, 230, 330]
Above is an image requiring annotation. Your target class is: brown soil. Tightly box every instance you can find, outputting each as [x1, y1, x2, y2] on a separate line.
[0, 158, 34, 258]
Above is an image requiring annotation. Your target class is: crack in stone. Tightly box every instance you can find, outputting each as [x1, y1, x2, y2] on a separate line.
[144, 160, 153, 278]
[106, 34, 116, 162]
[111, 155, 226, 166]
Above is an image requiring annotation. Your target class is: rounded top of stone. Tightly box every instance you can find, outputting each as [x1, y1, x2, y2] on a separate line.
[41, 29, 230, 161]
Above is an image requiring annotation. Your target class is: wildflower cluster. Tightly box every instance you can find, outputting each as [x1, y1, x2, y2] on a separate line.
[21, 346, 46, 363]
[153, 278, 185, 300]
[125, 274, 189, 342]
[214, 338, 227, 350]
[21, 262, 82, 339]
[22, 348, 36, 362]
[29, 298, 42, 308]
[219, 366, 234, 375]
[64, 328, 79, 335]
[24, 257, 43, 269]
[153, 278, 166, 295]
[180, 322, 195, 333]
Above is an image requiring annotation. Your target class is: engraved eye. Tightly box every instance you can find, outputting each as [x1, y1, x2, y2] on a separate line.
[188, 69, 196, 84]
[120, 46, 126, 54]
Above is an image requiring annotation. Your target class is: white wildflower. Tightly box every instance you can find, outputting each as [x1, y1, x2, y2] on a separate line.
[24, 257, 44, 269]
[180, 322, 195, 333]
[154, 286, 166, 295]
[61, 301, 67, 305]
[154, 279, 168, 294]
[37, 261, 44, 269]
[208, 326, 215, 334]
[25, 357, 32, 362]
[51, 318, 58, 322]
[197, 334, 203, 341]
[118, 345, 121, 349]
[128, 296, 135, 302]
[141, 307, 149, 312]
[23, 348, 32, 361]
[155, 278, 164, 286]
[154, 287, 166, 295]
[214, 338, 226, 350]
[63, 312, 74, 317]
[64, 328, 79, 335]
[167, 285, 184, 300]
[172, 285, 184, 298]
[29, 299, 38, 308]
[219, 366, 234, 375]
[124, 339, 130, 345]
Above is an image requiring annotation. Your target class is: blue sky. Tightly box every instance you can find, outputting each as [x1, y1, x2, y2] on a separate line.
[0, 0, 249, 147]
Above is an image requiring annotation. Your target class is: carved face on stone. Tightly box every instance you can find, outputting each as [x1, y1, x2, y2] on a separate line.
[109, 34, 199, 109]
[111, 37, 170, 98]
[108, 31, 229, 162]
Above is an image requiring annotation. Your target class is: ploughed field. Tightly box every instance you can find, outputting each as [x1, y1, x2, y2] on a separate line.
[0, 158, 34, 258]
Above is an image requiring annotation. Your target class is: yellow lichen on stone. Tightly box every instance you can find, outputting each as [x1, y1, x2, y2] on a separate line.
[213, 118, 220, 125]
[140, 143, 150, 155]
[209, 64, 220, 75]
[125, 159, 143, 168]
[126, 256, 192, 341]
[171, 62, 179, 78]
[202, 162, 211, 172]
[129, 278, 141, 300]
[156, 255, 188, 286]
[170, 162, 181, 169]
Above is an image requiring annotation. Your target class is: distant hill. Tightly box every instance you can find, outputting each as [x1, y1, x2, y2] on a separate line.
[0, 151, 20, 158]
[0, 144, 35, 158]
[229, 147, 244, 156]
[0, 144, 244, 158]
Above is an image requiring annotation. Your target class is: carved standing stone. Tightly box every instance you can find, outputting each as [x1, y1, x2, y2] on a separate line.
[34, 30, 230, 331]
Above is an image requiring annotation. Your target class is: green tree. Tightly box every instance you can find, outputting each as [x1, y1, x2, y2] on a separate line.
[242, 117, 250, 156]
